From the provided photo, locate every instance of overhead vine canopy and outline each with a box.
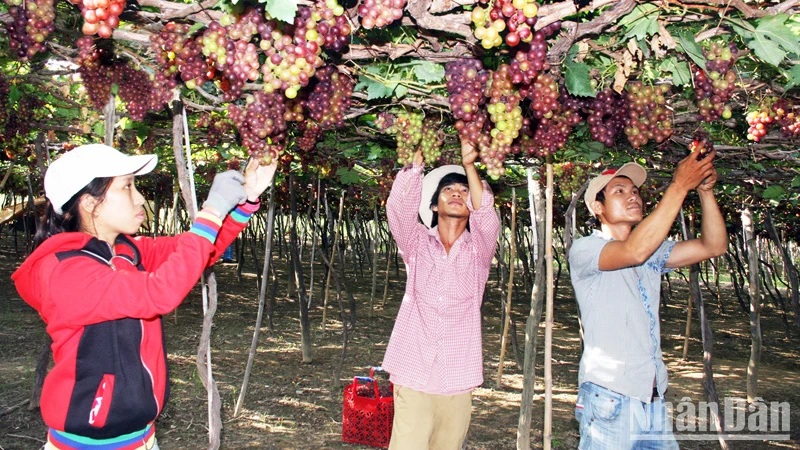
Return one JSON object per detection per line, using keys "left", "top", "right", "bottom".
{"left": 0, "top": 0, "right": 798, "bottom": 233}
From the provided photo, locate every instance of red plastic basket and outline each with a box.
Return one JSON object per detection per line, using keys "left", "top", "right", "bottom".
{"left": 342, "top": 368, "right": 394, "bottom": 448}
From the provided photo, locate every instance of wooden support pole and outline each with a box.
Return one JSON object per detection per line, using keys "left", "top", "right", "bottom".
{"left": 497, "top": 188, "right": 517, "bottom": 388}
{"left": 543, "top": 161, "right": 554, "bottom": 450}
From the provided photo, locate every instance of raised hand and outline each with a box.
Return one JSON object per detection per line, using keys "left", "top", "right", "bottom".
{"left": 696, "top": 150, "right": 718, "bottom": 192}
{"left": 202, "top": 170, "right": 247, "bottom": 218}
{"left": 460, "top": 138, "right": 479, "bottom": 167}
{"left": 413, "top": 149, "right": 423, "bottom": 166}
{"left": 243, "top": 157, "right": 278, "bottom": 202}
{"left": 673, "top": 148, "right": 716, "bottom": 193}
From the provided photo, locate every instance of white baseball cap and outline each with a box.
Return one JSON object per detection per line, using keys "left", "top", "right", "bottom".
{"left": 418, "top": 165, "right": 467, "bottom": 228}
{"left": 45, "top": 144, "right": 158, "bottom": 214}
{"left": 583, "top": 162, "right": 647, "bottom": 217}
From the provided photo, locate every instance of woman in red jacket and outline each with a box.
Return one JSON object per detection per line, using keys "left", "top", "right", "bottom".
{"left": 13, "top": 144, "right": 276, "bottom": 450}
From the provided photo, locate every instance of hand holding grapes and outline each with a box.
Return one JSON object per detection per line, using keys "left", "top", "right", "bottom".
{"left": 460, "top": 138, "right": 479, "bottom": 167}
{"left": 412, "top": 149, "right": 423, "bottom": 166}
{"left": 244, "top": 157, "right": 278, "bottom": 202}
{"left": 696, "top": 153, "right": 718, "bottom": 193}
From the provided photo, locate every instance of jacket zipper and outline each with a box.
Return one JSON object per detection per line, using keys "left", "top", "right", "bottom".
{"left": 139, "top": 320, "right": 160, "bottom": 413}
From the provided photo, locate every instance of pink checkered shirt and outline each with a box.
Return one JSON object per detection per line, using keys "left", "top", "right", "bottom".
{"left": 382, "top": 163, "right": 500, "bottom": 395}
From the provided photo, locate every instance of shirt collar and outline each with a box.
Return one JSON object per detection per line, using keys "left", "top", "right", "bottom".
{"left": 428, "top": 225, "right": 472, "bottom": 246}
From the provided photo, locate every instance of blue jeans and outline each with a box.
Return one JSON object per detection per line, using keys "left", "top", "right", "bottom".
{"left": 575, "top": 382, "right": 678, "bottom": 450}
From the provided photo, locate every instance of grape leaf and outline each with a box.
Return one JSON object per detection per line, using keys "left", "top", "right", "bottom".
{"left": 762, "top": 185, "right": 785, "bottom": 200}
{"left": 658, "top": 57, "right": 691, "bottom": 86}
{"left": 792, "top": 176, "right": 800, "bottom": 188}
{"left": 412, "top": 61, "right": 445, "bottom": 84}
{"left": 8, "top": 85, "right": 21, "bottom": 105}
{"left": 52, "top": 107, "right": 81, "bottom": 121}
{"left": 784, "top": 65, "right": 800, "bottom": 89}
{"left": 677, "top": 31, "right": 706, "bottom": 71}
{"left": 187, "top": 22, "right": 205, "bottom": 36}
{"left": 619, "top": 4, "right": 659, "bottom": 41}
{"left": 355, "top": 76, "right": 393, "bottom": 100}
{"left": 367, "top": 143, "right": 386, "bottom": 161}
{"left": 263, "top": 0, "right": 298, "bottom": 24}
{"left": 92, "top": 121, "right": 105, "bottom": 137}
{"left": 393, "top": 83, "right": 408, "bottom": 99}
{"left": 746, "top": 15, "right": 800, "bottom": 67}
{"left": 564, "top": 60, "right": 595, "bottom": 97}
{"left": 336, "top": 167, "right": 361, "bottom": 185}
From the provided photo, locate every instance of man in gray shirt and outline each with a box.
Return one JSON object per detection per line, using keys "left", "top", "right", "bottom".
{"left": 569, "top": 150, "right": 727, "bottom": 449}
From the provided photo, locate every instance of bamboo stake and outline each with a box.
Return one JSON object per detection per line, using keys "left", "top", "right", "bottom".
{"left": 322, "top": 191, "right": 345, "bottom": 332}
{"left": 496, "top": 188, "right": 517, "bottom": 388}
{"left": 682, "top": 211, "right": 694, "bottom": 361}
{"left": 381, "top": 240, "right": 392, "bottom": 306}
{"left": 543, "top": 161, "right": 554, "bottom": 450}
{"left": 369, "top": 206, "right": 379, "bottom": 315}
{"left": 307, "top": 178, "right": 321, "bottom": 307}
{"left": 516, "top": 168, "right": 546, "bottom": 450}
{"left": 234, "top": 181, "right": 276, "bottom": 416}
{"left": 743, "top": 207, "right": 761, "bottom": 403}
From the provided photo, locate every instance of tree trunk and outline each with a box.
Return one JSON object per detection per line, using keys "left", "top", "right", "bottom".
{"left": 290, "top": 174, "right": 313, "bottom": 363}
{"left": 322, "top": 191, "right": 345, "bottom": 332}
{"left": 681, "top": 210, "right": 694, "bottom": 361}
{"left": 764, "top": 210, "right": 800, "bottom": 331}
{"left": 103, "top": 94, "right": 115, "bottom": 145}
{"left": 497, "top": 188, "right": 517, "bottom": 388}
{"left": 308, "top": 178, "right": 322, "bottom": 308}
{"left": 543, "top": 162, "right": 555, "bottom": 450}
{"left": 742, "top": 208, "right": 761, "bottom": 403}
{"left": 517, "top": 169, "right": 546, "bottom": 450}
{"left": 370, "top": 207, "right": 379, "bottom": 316}
{"left": 234, "top": 181, "right": 276, "bottom": 416}
{"left": 678, "top": 209, "right": 729, "bottom": 450}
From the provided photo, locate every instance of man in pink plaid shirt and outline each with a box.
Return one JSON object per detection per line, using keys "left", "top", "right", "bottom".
{"left": 382, "top": 139, "right": 500, "bottom": 450}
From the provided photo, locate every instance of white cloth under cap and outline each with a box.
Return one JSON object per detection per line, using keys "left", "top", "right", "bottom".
{"left": 418, "top": 165, "right": 466, "bottom": 228}
{"left": 583, "top": 162, "right": 647, "bottom": 217}
{"left": 45, "top": 144, "right": 158, "bottom": 214}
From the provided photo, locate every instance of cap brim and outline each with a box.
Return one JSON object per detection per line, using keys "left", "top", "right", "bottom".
{"left": 419, "top": 165, "right": 466, "bottom": 228}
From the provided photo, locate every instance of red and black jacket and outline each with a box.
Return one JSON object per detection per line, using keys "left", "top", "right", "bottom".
{"left": 12, "top": 205, "right": 255, "bottom": 439}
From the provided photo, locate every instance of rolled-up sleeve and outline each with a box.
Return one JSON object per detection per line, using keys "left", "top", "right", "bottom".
{"left": 386, "top": 163, "right": 427, "bottom": 259}
{"left": 467, "top": 180, "right": 500, "bottom": 264}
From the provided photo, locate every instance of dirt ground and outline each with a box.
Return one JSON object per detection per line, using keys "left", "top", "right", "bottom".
{"left": 1, "top": 233, "right": 799, "bottom": 450}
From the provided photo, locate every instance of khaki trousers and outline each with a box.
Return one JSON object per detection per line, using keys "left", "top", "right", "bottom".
{"left": 388, "top": 385, "right": 472, "bottom": 450}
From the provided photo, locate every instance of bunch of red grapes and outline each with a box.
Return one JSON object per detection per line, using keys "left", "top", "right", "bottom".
{"left": 5, "top": 0, "right": 55, "bottom": 60}
{"left": 772, "top": 99, "right": 800, "bottom": 139}
{"left": 260, "top": 0, "right": 348, "bottom": 99}
{"left": 623, "top": 81, "right": 672, "bottom": 148}
{"left": 542, "top": 161, "right": 591, "bottom": 200}
{"left": 227, "top": 91, "right": 288, "bottom": 163}
{"left": 528, "top": 92, "right": 583, "bottom": 157}
{"left": 419, "top": 117, "right": 445, "bottom": 162}
{"left": 483, "top": 64, "right": 522, "bottom": 179}
{"left": 306, "top": 65, "right": 354, "bottom": 129}
{"left": 391, "top": 111, "right": 424, "bottom": 165}
{"left": 68, "top": 0, "right": 127, "bottom": 38}
{"left": 357, "top": 0, "right": 405, "bottom": 29}
{"left": 471, "top": 0, "right": 540, "bottom": 49}
{"left": 195, "top": 112, "right": 234, "bottom": 147}
{"left": 745, "top": 107, "right": 774, "bottom": 142}
{"left": 150, "top": 22, "right": 210, "bottom": 90}
{"left": 444, "top": 59, "right": 490, "bottom": 150}
{"left": 585, "top": 88, "right": 628, "bottom": 147}
{"left": 76, "top": 36, "right": 115, "bottom": 110}
{"left": 521, "top": 73, "right": 559, "bottom": 119}
{"left": 693, "top": 41, "right": 738, "bottom": 122}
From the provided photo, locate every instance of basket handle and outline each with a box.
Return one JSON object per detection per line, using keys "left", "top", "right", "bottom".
{"left": 352, "top": 376, "right": 380, "bottom": 399}
{"left": 369, "top": 366, "right": 388, "bottom": 379}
